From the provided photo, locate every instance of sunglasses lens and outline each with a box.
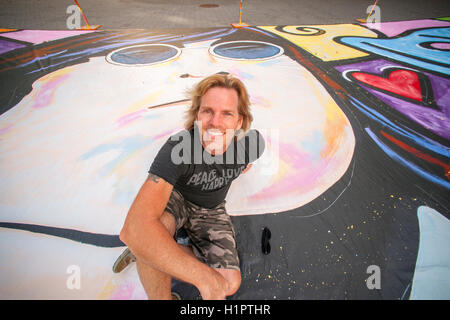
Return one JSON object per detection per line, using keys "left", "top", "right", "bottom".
{"left": 264, "top": 242, "right": 271, "bottom": 255}
{"left": 262, "top": 227, "right": 271, "bottom": 255}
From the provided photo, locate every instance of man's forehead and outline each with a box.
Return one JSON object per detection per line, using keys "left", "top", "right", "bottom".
{"left": 200, "top": 88, "right": 238, "bottom": 106}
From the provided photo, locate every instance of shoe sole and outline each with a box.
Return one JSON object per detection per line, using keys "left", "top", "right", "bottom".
{"left": 112, "top": 248, "right": 136, "bottom": 273}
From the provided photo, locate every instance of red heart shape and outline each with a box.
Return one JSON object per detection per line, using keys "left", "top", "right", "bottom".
{"left": 352, "top": 69, "right": 422, "bottom": 102}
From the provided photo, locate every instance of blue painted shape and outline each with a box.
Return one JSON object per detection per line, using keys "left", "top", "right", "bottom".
{"left": 340, "top": 27, "right": 450, "bottom": 75}
{"left": 410, "top": 206, "right": 450, "bottom": 299}
{"left": 80, "top": 135, "right": 150, "bottom": 177}
{"left": 213, "top": 41, "right": 281, "bottom": 60}
{"left": 110, "top": 45, "right": 178, "bottom": 65}
{"left": 301, "top": 130, "right": 325, "bottom": 160}
{"left": 365, "top": 127, "right": 450, "bottom": 189}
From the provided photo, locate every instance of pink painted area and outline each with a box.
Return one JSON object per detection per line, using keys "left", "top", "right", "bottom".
{"left": 153, "top": 128, "right": 183, "bottom": 140}
{"left": 250, "top": 95, "right": 271, "bottom": 108}
{"left": 109, "top": 281, "right": 147, "bottom": 300}
{"left": 1, "top": 30, "right": 96, "bottom": 44}
{"left": 31, "top": 74, "right": 69, "bottom": 109}
{"left": 116, "top": 110, "right": 147, "bottom": 127}
{"left": 249, "top": 142, "right": 327, "bottom": 200}
{"left": 110, "top": 282, "right": 134, "bottom": 300}
{"left": 0, "top": 125, "right": 13, "bottom": 136}
{"left": 362, "top": 19, "right": 450, "bottom": 37}
{"left": 431, "top": 42, "right": 450, "bottom": 50}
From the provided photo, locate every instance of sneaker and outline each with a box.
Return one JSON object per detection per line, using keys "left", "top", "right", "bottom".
{"left": 112, "top": 247, "right": 136, "bottom": 273}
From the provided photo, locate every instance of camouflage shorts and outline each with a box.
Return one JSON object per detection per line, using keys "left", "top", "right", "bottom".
{"left": 165, "top": 189, "right": 240, "bottom": 271}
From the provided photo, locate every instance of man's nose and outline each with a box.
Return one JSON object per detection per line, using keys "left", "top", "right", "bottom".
{"left": 210, "top": 112, "right": 221, "bottom": 127}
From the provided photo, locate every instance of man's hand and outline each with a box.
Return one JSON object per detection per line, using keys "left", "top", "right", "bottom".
{"left": 242, "top": 163, "right": 252, "bottom": 174}
{"left": 197, "top": 269, "right": 230, "bottom": 300}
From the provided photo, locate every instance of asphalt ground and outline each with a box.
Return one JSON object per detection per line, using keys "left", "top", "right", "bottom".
{"left": 1, "top": 0, "right": 449, "bottom": 30}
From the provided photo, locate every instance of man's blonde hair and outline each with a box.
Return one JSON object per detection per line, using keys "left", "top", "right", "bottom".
{"left": 184, "top": 73, "right": 253, "bottom": 134}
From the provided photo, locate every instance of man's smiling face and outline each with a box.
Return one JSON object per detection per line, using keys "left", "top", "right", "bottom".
{"left": 196, "top": 86, "right": 243, "bottom": 155}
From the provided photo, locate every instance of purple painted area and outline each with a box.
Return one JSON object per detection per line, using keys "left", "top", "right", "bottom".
{"left": 335, "top": 59, "right": 450, "bottom": 139}
{"left": 362, "top": 19, "right": 450, "bottom": 37}
{"left": 0, "top": 39, "right": 26, "bottom": 54}
{"left": 1, "top": 30, "right": 96, "bottom": 44}
{"left": 362, "top": 84, "right": 450, "bottom": 139}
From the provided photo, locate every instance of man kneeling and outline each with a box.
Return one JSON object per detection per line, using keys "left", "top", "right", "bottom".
{"left": 118, "top": 74, "right": 265, "bottom": 300}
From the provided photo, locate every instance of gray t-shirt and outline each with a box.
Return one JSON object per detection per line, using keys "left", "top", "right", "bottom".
{"left": 149, "top": 127, "right": 265, "bottom": 208}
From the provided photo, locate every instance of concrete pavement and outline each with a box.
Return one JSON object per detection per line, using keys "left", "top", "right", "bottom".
{"left": 0, "top": 0, "right": 449, "bottom": 30}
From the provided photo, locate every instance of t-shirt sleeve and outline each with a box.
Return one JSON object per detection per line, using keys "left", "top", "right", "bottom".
{"left": 236, "top": 129, "right": 266, "bottom": 164}
{"left": 148, "top": 138, "right": 188, "bottom": 186}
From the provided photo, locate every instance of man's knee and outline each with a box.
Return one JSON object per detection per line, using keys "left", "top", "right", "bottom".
{"left": 227, "top": 271, "right": 242, "bottom": 296}
{"left": 216, "top": 269, "right": 241, "bottom": 296}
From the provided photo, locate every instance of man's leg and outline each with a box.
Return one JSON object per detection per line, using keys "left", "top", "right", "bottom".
{"left": 184, "top": 201, "right": 242, "bottom": 298}
{"left": 214, "top": 268, "right": 241, "bottom": 296}
{"left": 136, "top": 245, "right": 197, "bottom": 300}
{"left": 136, "top": 258, "right": 172, "bottom": 300}
{"left": 135, "top": 210, "right": 177, "bottom": 300}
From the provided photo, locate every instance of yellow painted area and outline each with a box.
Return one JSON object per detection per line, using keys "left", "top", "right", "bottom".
{"left": 39, "top": 65, "right": 73, "bottom": 83}
{"left": 260, "top": 24, "right": 378, "bottom": 61}
{"left": 321, "top": 100, "right": 347, "bottom": 159}
{"left": 126, "top": 90, "right": 163, "bottom": 113}
{"left": 208, "top": 53, "right": 217, "bottom": 64}
{"left": 304, "top": 65, "right": 348, "bottom": 159}
{"left": 274, "top": 155, "right": 290, "bottom": 183}
{"left": 96, "top": 279, "right": 117, "bottom": 300}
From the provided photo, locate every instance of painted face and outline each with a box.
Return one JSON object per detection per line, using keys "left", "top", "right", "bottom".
{"left": 0, "top": 38, "right": 355, "bottom": 222}
{"left": 196, "top": 87, "right": 243, "bottom": 155}
{"left": 0, "top": 34, "right": 355, "bottom": 299}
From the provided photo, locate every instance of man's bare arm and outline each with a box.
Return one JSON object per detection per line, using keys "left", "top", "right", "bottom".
{"left": 119, "top": 174, "right": 228, "bottom": 298}
{"left": 242, "top": 163, "right": 252, "bottom": 174}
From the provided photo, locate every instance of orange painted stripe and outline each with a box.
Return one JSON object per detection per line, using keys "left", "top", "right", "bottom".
{"left": 380, "top": 130, "right": 450, "bottom": 179}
